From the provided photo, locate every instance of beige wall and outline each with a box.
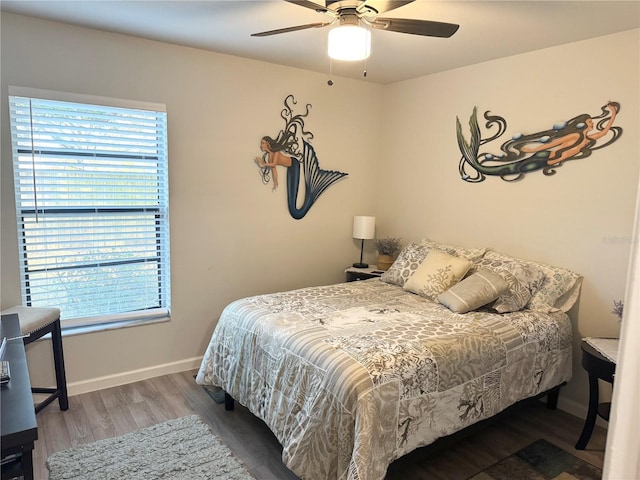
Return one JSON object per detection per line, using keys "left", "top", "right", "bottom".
{"left": 0, "top": 13, "right": 383, "bottom": 391}
{"left": 1, "top": 13, "right": 638, "bottom": 416}
{"left": 377, "top": 29, "right": 640, "bottom": 414}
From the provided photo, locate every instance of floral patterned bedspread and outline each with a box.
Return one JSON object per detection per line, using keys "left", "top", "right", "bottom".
{"left": 196, "top": 279, "right": 572, "bottom": 480}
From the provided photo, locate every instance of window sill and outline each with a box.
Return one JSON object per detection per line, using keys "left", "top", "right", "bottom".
{"left": 61, "top": 314, "right": 170, "bottom": 338}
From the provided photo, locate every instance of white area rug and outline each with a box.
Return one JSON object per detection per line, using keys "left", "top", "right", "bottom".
{"left": 47, "top": 415, "right": 256, "bottom": 480}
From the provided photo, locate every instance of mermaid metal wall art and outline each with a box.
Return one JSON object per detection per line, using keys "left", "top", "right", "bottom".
{"left": 456, "top": 102, "right": 622, "bottom": 182}
{"left": 254, "top": 95, "right": 348, "bottom": 219}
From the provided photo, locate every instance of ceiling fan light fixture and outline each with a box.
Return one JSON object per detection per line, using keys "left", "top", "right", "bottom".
{"left": 328, "top": 25, "right": 371, "bottom": 61}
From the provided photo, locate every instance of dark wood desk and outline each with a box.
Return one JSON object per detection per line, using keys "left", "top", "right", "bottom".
{"left": 1, "top": 313, "right": 37, "bottom": 480}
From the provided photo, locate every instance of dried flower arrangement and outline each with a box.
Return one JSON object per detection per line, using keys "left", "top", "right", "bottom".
{"left": 612, "top": 299, "right": 624, "bottom": 321}
{"left": 374, "top": 237, "right": 402, "bottom": 256}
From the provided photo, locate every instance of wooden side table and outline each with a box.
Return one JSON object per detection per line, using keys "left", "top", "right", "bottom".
{"left": 345, "top": 266, "right": 384, "bottom": 282}
{"left": 575, "top": 338, "right": 617, "bottom": 450}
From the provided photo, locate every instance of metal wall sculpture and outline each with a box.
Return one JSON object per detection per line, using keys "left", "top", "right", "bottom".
{"left": 456, "top": 102, "right": 622, "bottom": 182}
{"left": 255, "top": 95, "right": 348, "bottom": 219}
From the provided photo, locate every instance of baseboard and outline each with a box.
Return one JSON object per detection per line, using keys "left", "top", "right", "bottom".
{"left": 67, "top": 358, "right": 605, "bottom": 428}
{"left": 557, "top": 395, "right": 608, "bottom": 428}
{"left": 67, "top": 356, "right": 203, "bottom": 396}
{"left": 557, "top": 395, "right": 584, "bottom": 418}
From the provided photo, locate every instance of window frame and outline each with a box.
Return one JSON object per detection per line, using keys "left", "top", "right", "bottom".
{"left": 8, "top": 86, "right": 171, "bottom": 330}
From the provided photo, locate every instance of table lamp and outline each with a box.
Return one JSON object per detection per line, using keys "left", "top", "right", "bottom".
{"left": 352, "top": 215, "right": 375, "bottom": 268}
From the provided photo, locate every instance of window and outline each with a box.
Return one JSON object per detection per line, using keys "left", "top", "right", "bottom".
{"left": 8, "top": 87, "right": 170, "bottom": 329}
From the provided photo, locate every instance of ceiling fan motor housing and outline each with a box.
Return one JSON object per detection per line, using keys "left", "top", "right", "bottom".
{"left": 337, "top": 11, "right": 360, "bottom": 26}
{"left": 326, "top": 1, "right": 368, "bottom": 11}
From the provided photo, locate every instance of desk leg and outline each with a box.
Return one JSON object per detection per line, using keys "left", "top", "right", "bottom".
{"left": 22, "top": 449, "right": 34, "bottom": 480}
{"left": 576, "top": 371, "right": 599, "bottom": 449}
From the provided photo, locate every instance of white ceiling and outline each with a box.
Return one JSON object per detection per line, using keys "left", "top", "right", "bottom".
{"left": 2, "top": 0, "right": 639, "bottom": 84}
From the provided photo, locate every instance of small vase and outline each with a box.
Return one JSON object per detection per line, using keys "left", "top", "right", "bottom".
{"left": 377, "top": 254, "right": 394, "bottom": 271}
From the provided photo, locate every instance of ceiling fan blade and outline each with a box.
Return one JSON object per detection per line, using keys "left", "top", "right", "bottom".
{"left": 285, "top": 0, "right": 332, "bottom": 14}
{"left": 370, "top": 17, "right": 459, "bottom": 37}
{"left": 358, "top": 0, "right": 414, "bottom": 15}
{"left": 251, "top": 22, "right": 333, "bottom": 37}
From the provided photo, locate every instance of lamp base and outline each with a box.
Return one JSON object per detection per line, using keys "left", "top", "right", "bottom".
{"left": 352, "top": 262, "right": 369, "bottom": 269}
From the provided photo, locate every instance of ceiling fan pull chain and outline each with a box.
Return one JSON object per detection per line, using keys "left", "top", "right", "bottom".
{"left": 328, "top": 57, "right": 334, "bottom": 86}
{"left": 363, "top": 25, "right": 368, "bottom": 78}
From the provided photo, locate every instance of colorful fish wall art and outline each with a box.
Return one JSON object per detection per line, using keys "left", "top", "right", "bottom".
{"left": 254, "top": 95, "right": 348, "bottom": 219}
{"left": 456, "top": 102, "right": 622, "bottom": 182}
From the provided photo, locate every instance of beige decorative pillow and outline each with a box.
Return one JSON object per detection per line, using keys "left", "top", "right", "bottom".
{"left": 438, "top": 269, "right": 508, "bottom": 313}
{"left": 404, "top": 250, "right": 473, "bottom": 300}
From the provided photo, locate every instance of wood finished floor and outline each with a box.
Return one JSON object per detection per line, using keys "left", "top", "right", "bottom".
{"left": 32, "top": 370, "right": 606, "bottom": 480}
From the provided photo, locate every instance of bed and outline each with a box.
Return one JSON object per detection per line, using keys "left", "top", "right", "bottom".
{"left": 196, "top": 239, "right": 582, "bottom": 480}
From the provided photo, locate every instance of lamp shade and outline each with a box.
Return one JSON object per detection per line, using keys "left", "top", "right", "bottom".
{"left": 353, "top": 216, "right": 375, "bottom": 240}
{"left": 328, "top": 25, "right": 371, "bottom": 61}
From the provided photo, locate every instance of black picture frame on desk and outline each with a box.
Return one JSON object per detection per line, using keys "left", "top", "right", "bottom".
{"left": 1, "top": 314, "right": 38, "bottom": 480}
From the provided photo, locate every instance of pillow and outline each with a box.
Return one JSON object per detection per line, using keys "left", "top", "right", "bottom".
{"left": 404, "top": 250, "right": 473, "bottom": 300}
{"left": 437, "top": 269, "right": 508, "bottom": 313}
{"left": 483, "top": 250, "right": 583, "bottom": 312}
{"left": 473, "top": 255, "right": 546, "bottom": 299}
{"left": 381, "top": 239, "right": 486, "bottom": 288}
{"left": 491, "top": 270, "right": 532, "bottom": 313}
{"left": 380, "top": 242, "right": 430, "bottom": 287}
{"left": 421, "top": 238, "right": 487, "bottom": 262}
{"left": 421, "top": 238, "right": 486, "bottom": 259}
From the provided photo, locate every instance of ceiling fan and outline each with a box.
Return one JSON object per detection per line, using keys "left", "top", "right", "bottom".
{"left": 251, "top": 0, "right": 460, "bottom": 40}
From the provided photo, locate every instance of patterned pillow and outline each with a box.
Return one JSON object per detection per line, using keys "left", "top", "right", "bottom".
{"left": 380, "top": 242, "right": 430, "bottom": 287}
{"left": 483, "top": 250, "right": 583, "bottom": 312}
{"left": 473, "top": 255, "right": 546, "bottom": 299}
{"left": 437, "top": 269, "right": 508, "bottom": 313}
{"left": 421, "top": 238, "right": 487, "bottom": 262}
{"left": 492, "top": 270, "right": 532, "bottom": 313}
{"left": 381, "top": 240, "right": 486, "bottom": 288}
{"left": 404, "top": 250, "right": 473, "bottom": 300}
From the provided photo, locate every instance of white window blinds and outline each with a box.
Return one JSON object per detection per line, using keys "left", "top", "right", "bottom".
{"left": 8, "top": 87, "right": 171, "bottom": 328}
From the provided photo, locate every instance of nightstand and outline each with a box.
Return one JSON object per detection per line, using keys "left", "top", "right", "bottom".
{"left": 345, "top": 266, "right": 384, "bottom": 282}
{"left": 575, "top": 338, "right": 617, "bottom": 450}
